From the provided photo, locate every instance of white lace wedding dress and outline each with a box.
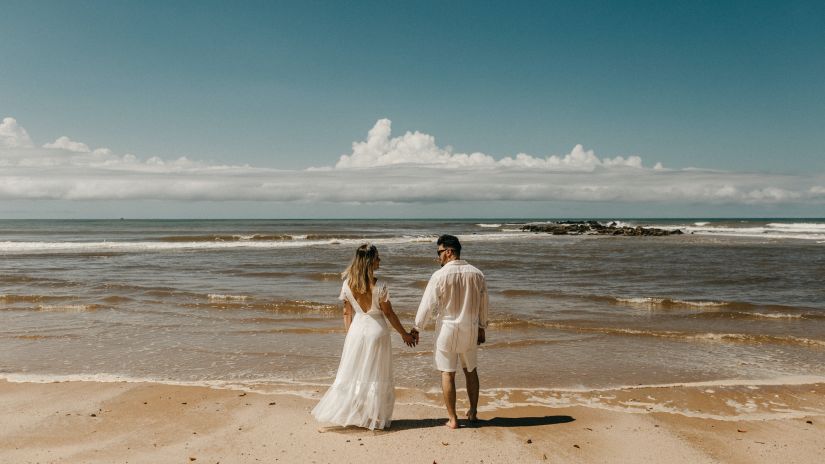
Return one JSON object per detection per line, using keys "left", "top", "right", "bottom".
{"left": 311, "top": 279, "right": 395, "bottom": 430}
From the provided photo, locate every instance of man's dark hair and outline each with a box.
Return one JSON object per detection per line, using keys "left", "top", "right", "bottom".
{"left": 437, "top": 234, "right": 462, "bottom": 257}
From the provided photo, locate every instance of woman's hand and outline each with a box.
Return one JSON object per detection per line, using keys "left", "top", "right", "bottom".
{"left": 401, "top": 331, "right": 416, "bottom": 347}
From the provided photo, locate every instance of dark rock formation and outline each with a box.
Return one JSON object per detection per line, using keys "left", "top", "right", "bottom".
{"left": 521, "top": 221, "right": 684, "bottom": 236}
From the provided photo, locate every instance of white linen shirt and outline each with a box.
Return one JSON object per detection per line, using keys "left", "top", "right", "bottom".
{"left": 414, "top": 260, "right": 488, "bottom": 353}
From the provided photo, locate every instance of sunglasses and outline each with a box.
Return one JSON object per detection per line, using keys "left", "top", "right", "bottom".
{"left": 436, "top": 248, "right": 448, "bottom": 256}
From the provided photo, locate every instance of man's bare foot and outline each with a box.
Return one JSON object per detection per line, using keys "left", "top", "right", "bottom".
{"left": 445, "top": 418, "right": 459, "bottom": 429}
{"left": 466, "top": 409, "right": 479, "bottom": 422}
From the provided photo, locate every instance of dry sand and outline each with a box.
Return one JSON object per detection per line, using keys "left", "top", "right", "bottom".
{"left": 1, "top": 380, "right": 823, "bottom": 463}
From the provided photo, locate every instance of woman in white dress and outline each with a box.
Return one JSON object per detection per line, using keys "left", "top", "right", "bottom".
{"left": 312, "top": 244, "right": 416, "bottom": 430}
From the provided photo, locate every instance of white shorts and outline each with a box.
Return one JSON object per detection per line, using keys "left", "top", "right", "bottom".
{"left": 435, "top": 347, "right": 478, "bottom": 373}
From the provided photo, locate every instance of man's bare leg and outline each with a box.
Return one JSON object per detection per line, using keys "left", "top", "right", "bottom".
{"left": 463, "top": 367, "right": 479, "bottom": 422}
{"left": 441, "top": 371, "right": 459, "bottom": 428}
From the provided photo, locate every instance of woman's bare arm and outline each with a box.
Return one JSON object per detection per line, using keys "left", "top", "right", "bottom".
{"left": 343, "top": 300, "right": 353, "bottom": 332}
{"left": 379, "top": 300, "right": 415, "bottom": 347}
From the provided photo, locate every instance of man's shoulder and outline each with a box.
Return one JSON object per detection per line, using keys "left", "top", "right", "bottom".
{"left": 457, "top": 261, "right": 484, "bottom": 275}
{"left": 426, "top": 267, "right": 447, "bottom": 285}
{"left": 443, "top": 261, "right": 485, "bottom": 279}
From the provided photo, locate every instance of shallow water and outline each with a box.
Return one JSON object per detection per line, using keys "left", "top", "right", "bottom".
{"left": 1, "top": 219, "right": 824, "bottom": 409}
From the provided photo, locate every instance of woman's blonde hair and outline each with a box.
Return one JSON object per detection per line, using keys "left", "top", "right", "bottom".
{"left": 342, "top": 244, "right": 379, "bottom": 295}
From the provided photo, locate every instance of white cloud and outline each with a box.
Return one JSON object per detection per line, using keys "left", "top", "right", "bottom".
{"left": 0, "top": 117, "right": 34, "bottom": 148}
{"left": 43, "top": 136, "right": 91, "bottom": 153}
{"left": 1, "top": 116, "right": 823, "bottom": 207}
{"left": 336, "top": 119, "right": 648, "bottom": 171}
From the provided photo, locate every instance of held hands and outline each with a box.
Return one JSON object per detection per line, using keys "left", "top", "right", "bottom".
{"left": 477, "top": 328, "right": 486, "bottom": 345}
{"left": 402, "top": 331, "right": 417, "bottom": 348}
{"left": 410, "top": 328, "right": 420, "bottom": 345}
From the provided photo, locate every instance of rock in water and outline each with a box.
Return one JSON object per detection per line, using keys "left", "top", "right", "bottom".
{"left": 521, "top": 221, "right": 683, "bottom": 237}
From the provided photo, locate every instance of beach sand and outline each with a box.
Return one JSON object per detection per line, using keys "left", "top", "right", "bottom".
{"left": 1, "top": 380, "right": 823, "bottom": 463}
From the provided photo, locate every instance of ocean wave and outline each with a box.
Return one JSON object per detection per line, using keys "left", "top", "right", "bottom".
{"left": 0, "top": 373, "right": 325, "bottom": 392}
{"left": 538, "top": 323, "right": 825, "bottom": 347}
{"left": 0, "top": 234, "right": 438, "bottom": 253}
{"left": 501, "top": 220, "right": 825, "bottom": 243}
{"left": 0, "top": 231, "right": 551, "bottom": 254}
{"left": 499, "top": 289, "right": 821, "bottom": 317}
{"left": 615, "top": 297, "right": 728, "bottom": 309}
{"left": 691, "top": 311, "right": 822, "bottom": 321}
{"left": 604, "top": 220, "right": 635, "bottom": 228}
{"left": 37, "top": 304, "right": 99, "bottom": 312}
{"left": 157, "top": 234, "right": 293, "bottom": 242}
{"left": 484, "top": 315, "right": 825, "bottom": 347}
{"left": 480, "top": 338, "right": 566, "bottom": 349}
{"left": 230, "top": 327, "right": 343, "bottom": 335}
{"left": 746, "top": 312, "right": 806, "bottom": 319}
{"left": 766, "top": 222, "right": 825, "bottom": 232}
{"left": 612, "top": 296, "right": 823, "bottom": 318}
{"left": 207, "top": 294, "right": 250, "bottom": 302}
{"left": 682, "top": 224, "right": 825, "bottom": 240}
{"left": 474, "top": 380, "right": 825, "bottom": 420}
{"left": 304, "top": 233, "right": 387, "bottom": 240}
{"left": 305, "top": 272, "right": 343, "bottom": 282}
{"left": 632, "top": 220, "right": 825, "bottom": 240}
{"left": 686, "top": 332, "right": 825, "bottom": 346}
{"left": 476, "top": 223, "right": 502, "bottom": 228}
{"left": 0, "top": 238, "right": 351, "bottom": 252}
{"left": 184, "top": 299, "right": 339, "bottom": 314}
{"left": 561, "top": 375, "right": 825, "bottom": 391}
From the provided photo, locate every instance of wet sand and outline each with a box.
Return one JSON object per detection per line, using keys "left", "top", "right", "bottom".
{"left": 1, "top": 380, "right": 822, "bottom": 463}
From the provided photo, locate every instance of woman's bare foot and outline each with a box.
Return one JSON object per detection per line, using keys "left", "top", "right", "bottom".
{"left": 445, "top": 418, "right": 459, "bottom": 429}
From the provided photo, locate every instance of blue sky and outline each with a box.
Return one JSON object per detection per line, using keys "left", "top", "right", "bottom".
{"left": 1, "top": 1, "right": 824, "bottom": 218}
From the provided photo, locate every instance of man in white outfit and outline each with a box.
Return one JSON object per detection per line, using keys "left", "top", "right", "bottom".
{"left": 412, "top": 234, "right": 488, "bottom": 429}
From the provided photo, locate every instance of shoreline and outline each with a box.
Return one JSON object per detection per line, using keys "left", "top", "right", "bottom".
{"left": 2, "top": 380, "right": 823, "bottom": 463}
{"left": 4, "top": 373, "right": 825, "bottom": 420}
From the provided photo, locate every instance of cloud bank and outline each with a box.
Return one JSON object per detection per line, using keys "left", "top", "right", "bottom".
{"left": 336, "top": 118, "right": 644, "bottom": 170}
{"left": 1, "top": 117, "right": 823, "bottom": 207}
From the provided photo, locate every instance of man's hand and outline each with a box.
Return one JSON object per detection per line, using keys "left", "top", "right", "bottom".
{"left": 401, "top": 332, "right": 416, "bottom": 347}
{"left": 410, "top": 328, "right": 420, "bottom": 345}
{"left": 477, "top": 328, "right": 486, "bottom": 345}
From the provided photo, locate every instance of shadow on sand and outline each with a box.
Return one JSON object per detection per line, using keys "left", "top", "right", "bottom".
{"left": 476, "top": 415, "right": 576, "bottom": 428}
{"left": 320, "top": 415, "right": 575, "bottom": 435}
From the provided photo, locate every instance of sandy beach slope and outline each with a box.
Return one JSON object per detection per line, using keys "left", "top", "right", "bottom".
{"left": 1, "top": 380, "right": 822, "bottom": 463}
